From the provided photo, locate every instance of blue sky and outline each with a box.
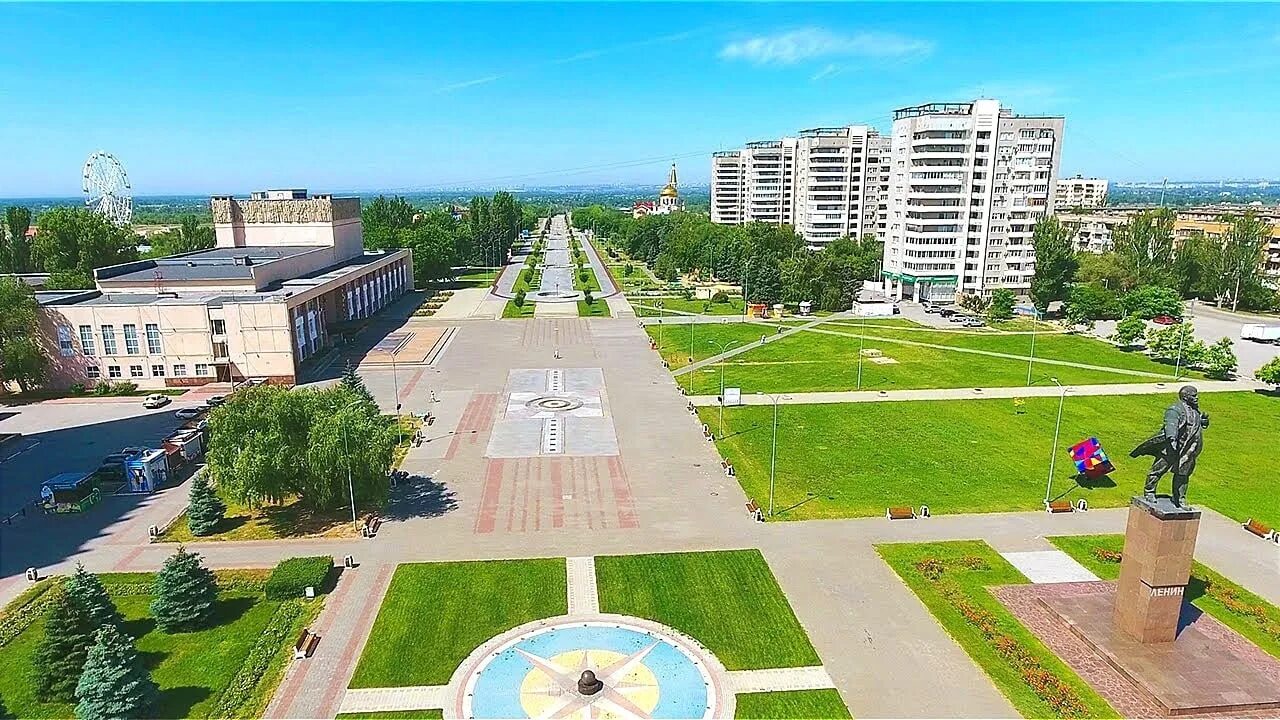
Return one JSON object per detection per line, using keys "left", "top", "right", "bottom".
{"left": 3, "top": 2, "right": 1278, "bottom": 196}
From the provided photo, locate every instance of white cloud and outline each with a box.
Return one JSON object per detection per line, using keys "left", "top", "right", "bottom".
{"left": 433, "top": 75, "right": 503, "bottom": 94}
{"left": 810, "top": 64, "right": 842, "bottom": 82}
{"left": 720, "top": 27, "right": 932, "bottom": 66}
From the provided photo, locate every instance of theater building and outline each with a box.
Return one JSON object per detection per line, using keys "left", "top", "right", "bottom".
{"left": 35, "top": 190, "right": 413, "bottom": 389}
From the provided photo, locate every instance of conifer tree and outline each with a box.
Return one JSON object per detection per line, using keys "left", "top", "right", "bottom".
{"left": 32, "top": 589, "right": 94, "bottom": 702}
{"left": 64, "top": 564, "right": 122, "bottom": 630}
{"left": 74, "top": 624, "right": 158, "bottom": 720}
{"left": 186, "top": 473, "right": 226, "bottom": 537}
{"left": 340, "top": 362, "right": 375, "bottom": 406}
{"left": 150, "top": 546, "right": 217, "bottom": 632}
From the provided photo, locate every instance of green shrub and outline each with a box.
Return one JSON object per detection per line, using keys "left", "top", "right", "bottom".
{"left": 514, "top": 289, "right": 527, "bottom": 307}
{"left": 265, "top": 557, "right": 333, "bottom": 600}
{"left": 212, "top": 600, "right": 304, "bottom": 716}
{"left": 710, "top": 291, "right": 729, "bottom": 303}
{"left": 70, "top": 383, "right": 87, "bottom": 395}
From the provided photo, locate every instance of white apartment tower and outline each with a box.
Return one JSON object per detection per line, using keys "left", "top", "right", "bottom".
{"left": 1054, "top": 175, "right": 1109, "bottom": 209}
{"left": 792, "top": 126, "right": 886, "bottom": 245}
{"left": 881, "top": 100, "right": 1064, "bottom": 301}
{"left": 743, "top": 139, "right": 797, "bottom": 225}
{"left": 710, "top": 151, "right": 745, "bottom": 224}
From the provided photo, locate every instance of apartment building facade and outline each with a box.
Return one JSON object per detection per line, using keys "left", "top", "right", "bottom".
{"left": 710, "top": 151, "right": 745, "bottom": 224}
{"left": 880, "top": 100, "right": 1064, "bottom": 301}
{"left": 791, "top": 126, "right": 887, "bottom": 245}
{"left": 1055, "top": 175, "right": 1109, "bottom": 209}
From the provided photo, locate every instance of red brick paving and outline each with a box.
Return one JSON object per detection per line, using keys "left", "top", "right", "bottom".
{"left": 995, "top": 581, "right": 1280, "bottom": 718}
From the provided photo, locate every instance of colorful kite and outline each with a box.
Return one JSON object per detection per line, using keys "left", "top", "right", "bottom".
{"left": 1069, "top": 437, "right": 1115, "bottom": 479}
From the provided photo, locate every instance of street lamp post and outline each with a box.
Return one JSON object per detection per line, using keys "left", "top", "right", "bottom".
{"left": 1043, "top": 378, "right": 1067, "bottom": 505}
{"left": 1173, "top": 323, "right": 1187, "bottom": 380}
{"left": 1026, "top": 307, "right": 1040, "bottom": 386}
{"left": 340, "top": 399, "right": 364, "bottom": 531}
{"left": 389, "top": 351, "right": 403, "bottom": 446}
{"left": 708, "top": 339, "right": 739, "bottom": 438}
{"left": 757, "top": 392, "right": 788, "bottom": 517}
{"left": 857, "top": 306, "right": 866, "bottom": 389}
{"left": 688, "top": 320, "right": 696, "bottom": 394}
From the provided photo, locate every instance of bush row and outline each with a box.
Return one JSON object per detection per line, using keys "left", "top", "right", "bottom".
{"left": 1201, "top": 577, "right": 1280, "bottom": 642}
{"left": 213, "top": 599, "right": 304, "bottom": 717}
{"left": 265, "top": 556, "right": 333, "bottom": 600}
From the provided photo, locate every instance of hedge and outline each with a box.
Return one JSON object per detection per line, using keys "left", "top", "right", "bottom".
{"left": 213, "top": 599, "right": 304, "bottom": 717}
{"left": 0, "top": 578, "right": 62, "bottom": 648}
{"left": 265, "top": 557, "right": 333, "bottom": 600}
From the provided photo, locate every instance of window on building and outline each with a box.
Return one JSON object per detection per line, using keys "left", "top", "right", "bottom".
{"left": 108, "top": 365, "right": 121, "bottom": 378}
{"left": 151, "top": 365, "right": 165, "bottom": 377}
{"left": 211, "top": 319, "right": 226, "bottom": 335}
{"left": 58, "top": 326, "right": 74, "bottom": 357}
{"left": 212, "top": 341, "right": 228, "bottom": 359}
{"left": 146, "top": 324, "right": 162, "bottom": 354}
{"left": 79, "top": 325, "right": 96, "bottom": 356}
{"left": 173, "top": 364, "right": 187, "bottom": 377}
{"left": 130, "top": 365, "right": 144, "bottom": 378}
{"left": 86, "top": 365, "right": 101, "bottom": 379}
{"left": 123, "top": 324, "right": 139, "bottom": 354}
{"left": 195, "top": 363, "right": 210, "bottom": 376}
{"left": 101, "top": 325, "right": 117, "bottom": 355}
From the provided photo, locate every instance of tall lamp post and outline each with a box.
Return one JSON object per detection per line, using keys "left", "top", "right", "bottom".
{"left": 708, "top": 339, "right": 739, "bottom": 438}
{"left": 389, "top": 350, "right": 403, "bottom": 446}
{"left": 1043, "top": 377, "right": 1067, "bottom": 505}
{"left": 340, "top": 399, "right": 364, "bottom": 531}
{"left": 688, "top": 320, "right": 696, "bottom": 394}
{"left": 757, "top": 392, "right": 789, "bottom": 517}
{"left": 1026, "top": 307, "right": 1041, "bottom": 386}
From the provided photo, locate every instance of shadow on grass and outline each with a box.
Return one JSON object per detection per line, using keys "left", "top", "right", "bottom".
{"left": 210, "top": 514, "right": 249, "bottom": 535}
{"left": 773, "top": 491, "right": 839, "bottom": 517}
{"left": 384, "top": 475, "right": 458, "bottom": 521}
{"left": 155, "top": 685, "right": 211, "bottom": 719}
{"left": 260, "top": 503, "right": 354, "bottom": 538}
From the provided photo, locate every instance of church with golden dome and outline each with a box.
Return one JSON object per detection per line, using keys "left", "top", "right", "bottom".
{"left": 632, "top": 163, "right": 685, "bottom": 218}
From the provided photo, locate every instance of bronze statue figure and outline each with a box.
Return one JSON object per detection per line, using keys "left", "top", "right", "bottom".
{"left": 1130, "top": 385, "right": 1209, "bottom": 508}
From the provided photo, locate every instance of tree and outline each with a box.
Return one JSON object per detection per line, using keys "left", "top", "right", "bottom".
{"left": 1029, "top": 217, "right": 1079, "bottom": 312}
{"left": 186, "top": 474, "right": 226, "bottom": 537}
{"left": 1065, "top": 282, "right": 1122, "bottom": 326}
{"left": 1218, "top": 211, "right": 1272, "bottom": 311}
{"left": 986, "top": 288, "right": 1015, "bottom": 321}
{"left": 304, "top": 397, "right": 397, "bottom": 509}
{"left": 74, "top": 624, "right": 158, "bottom": 720}
{"left": 3, "top": 206, "right": 32, "bottom": 273}
{"left": 30, "top": 207, "right": 138, "bottom": 277}
{"left": 150, "top": 546, "right": 218, "bottom": 632}
{"left": 42, "top": 270, "right": 96, "bottom": 290}
{"left": 340, "top": 362, "right": 376, "bottom": 407}
{"left": 1256, "top": 356, "right": 1280, "bottom": 388}
{"left": 1145, "top": 323, "right": 1206, "bottom": 367}
{"left": 145, "top": 215, "right": 215, "bottom": 258}
{"left": 1112, "top": 314, "right": 1147, "bottom": 347}
{"left": 0, "top": 277, "right": 47, "bottom": 391}
{"left": 33, "top": 589, "right": 95, "bottom": 702}
{"left": 514, "top": 288, "right": 526, "bottom": 307}
{"left": 1202, "top": 337, "right": 1237, "bottom": 380}
{"left": 1121, "top": 285, "right": 1184, "bottom": 319}
{"left": 362, "top": 196, "right": 416, "bottom": 251}
{"left": 65, "top": 564, "right": 122, "bottom": 630}
{"left": 1076, "top": 251, "right": 1127, "bottom": 291}
{"left": 1112, "top": 209, "right": 1176, "bottom": 288}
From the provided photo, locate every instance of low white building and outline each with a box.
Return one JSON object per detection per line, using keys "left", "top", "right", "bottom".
{"left": 35, "top": 190, "right": 413, "bottom": 389}
{"left": 1055, "top": 175, "right": 1109, "bottom": 209}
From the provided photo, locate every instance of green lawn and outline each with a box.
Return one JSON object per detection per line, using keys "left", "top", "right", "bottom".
{"left": 877, "top": 541, "right": 1116, "bottom": 719}
{"left": 703, "top": 391, "right": 1280, "bottom": 524}
{"left": 337, "top": 712, "right": 443, "bottom": 720}
{"left": 348, "top": 559, "right": 567, "bottom": 688}
{"left": 577, "top": 299, "right": 611, "bottom": 317}
{"left": 634, "top": 296, "right": 747, "bottom": 317}
{"left": 734, "top": 690, "right": 851, "bottom": 719}
{"left": 649, "top": 320, "right": 1187, "bottom": 395}
{"left": 1048, "top": 534, "right": 1280, "bottom": 659}
{"left": 450, "top": 268, "right": 497, "bottom": 288}
{"left": 0, "top": 572, "right": 309, "bottom": 719}
{"left": 595, "top": 550, "right": 819, "bottom": 670}
{"left": 502, "top": 299, "right": 536, "bottom": 318}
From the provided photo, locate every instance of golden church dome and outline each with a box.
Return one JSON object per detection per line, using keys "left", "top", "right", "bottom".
{"left": 659, "top": 183, "right": 679, "bottom": 197}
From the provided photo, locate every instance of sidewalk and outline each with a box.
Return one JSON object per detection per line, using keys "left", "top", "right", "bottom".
{"left": 687, "top": 378, "right": 1259, "bottom": 406}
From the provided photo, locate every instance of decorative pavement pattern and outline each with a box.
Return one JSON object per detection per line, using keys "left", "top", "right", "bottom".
{"left": 336, "top": 556, "right": 834, "bottom": 719}
{"left": 999, "top": 550, "right": 1101, "bottom": 583}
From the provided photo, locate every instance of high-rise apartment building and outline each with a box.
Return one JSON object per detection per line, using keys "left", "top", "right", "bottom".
{"left": 1055, "top": 175, "right": 1109, "bottom": 209}
{"left": 710, "top": 151, "right": 745, "bottom": 224}
{"left": 880, "top": 100, "right": 1064, "bottom": 301}
{"left": 743, "top": 139, "right": 797, "bottom": 226}
{"left": 792, "top": 126, "right": 886, "bottom": 245}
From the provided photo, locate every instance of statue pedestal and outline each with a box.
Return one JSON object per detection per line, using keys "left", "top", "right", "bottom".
{"left": 1114, "top": 496, "right": 1200, "bottom": 643}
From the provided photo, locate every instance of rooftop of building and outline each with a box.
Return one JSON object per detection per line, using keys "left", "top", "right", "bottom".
{"left": 892, "top": 101, "right": 1063, "bottom": 121}
{"left": 95, "top": 245, "right": 320, "bottom": 284}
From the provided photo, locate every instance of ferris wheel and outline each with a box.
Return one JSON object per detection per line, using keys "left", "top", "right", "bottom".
{"left": 82, "top": 151, "right": 133, "bottom": 226}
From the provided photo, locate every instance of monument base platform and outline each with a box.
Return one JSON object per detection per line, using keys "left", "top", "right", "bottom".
{"left": 995, "top": 582, "right": 1280, "bottom": 718}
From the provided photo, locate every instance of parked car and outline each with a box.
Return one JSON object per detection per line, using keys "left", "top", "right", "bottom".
{"left": 963, "top": 318, "right": 986, "bottom": 328}
{"left": 204, "top": 395, "right": 227, "bottom": 407}
{"left": 174, "top": 407, "right": 205, "bottom": 420}
{"left": 923, "top": 304, "right": 940, "bottom": 314}
{"left": 1240, "top": 324, "right": 1280, "bottom": 343}
{"left": 1152, "top": 315, "right": 1180, "bottom": 325}
{"left": 143, "top": 394, "right": 171, "bottom": 409}
{"left": 939, "top": 307, "right": 956, "bottom": 318}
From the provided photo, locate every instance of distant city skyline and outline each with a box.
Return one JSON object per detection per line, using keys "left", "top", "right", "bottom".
{"left": 2, "top": 2, "right": 1278, "bottom": 196}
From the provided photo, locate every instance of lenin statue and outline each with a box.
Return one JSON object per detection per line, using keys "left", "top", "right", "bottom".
{"left": 1130, "top": 385, "right": 1209, "bottom": 508}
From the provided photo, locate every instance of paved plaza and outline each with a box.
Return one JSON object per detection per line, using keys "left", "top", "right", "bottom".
{"left": 3, "top": 217, "right": 1279, "bottom": 720}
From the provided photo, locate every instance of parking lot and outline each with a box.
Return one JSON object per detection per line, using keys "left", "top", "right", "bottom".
{"left": 0, "top": 397, "right": 209, "bottom": 518}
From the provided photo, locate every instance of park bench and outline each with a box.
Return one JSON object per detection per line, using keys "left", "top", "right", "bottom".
{"left": 887, "top": 506, "right": 915, "bottom": 520}
{"left": 361, "top": 515, "right": 382, "bottom": 538}
{"left": 1046, "top": 500, "right": 1074, "bottom": 514}
{"left": 745, "top": 501, "right": 764, "bottom": 522}
{"left": 1243, "top": 518, "right": 1277, "bottom": 542}
{"left": 294, "top": 629, "right": 319, "bottom": 659}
